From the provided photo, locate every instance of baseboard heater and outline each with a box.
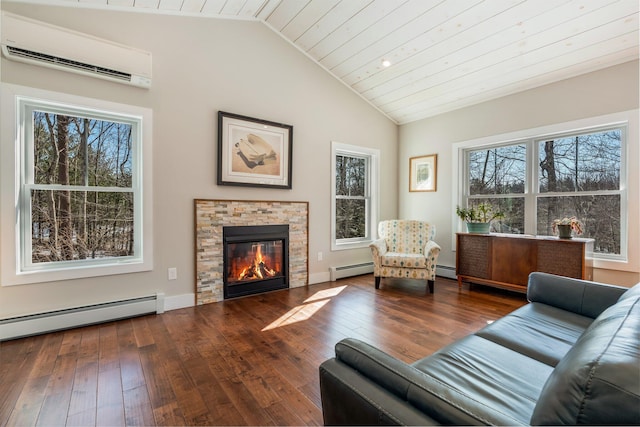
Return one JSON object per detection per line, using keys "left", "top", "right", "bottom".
{"left": 436, "top": 265, "right": 457, "bottom": 280}
{"left": 330, "top": 262, "right": 374, "bottom": 281}
{"left": 0, "top": 293, "right": 164, "bottom": 341}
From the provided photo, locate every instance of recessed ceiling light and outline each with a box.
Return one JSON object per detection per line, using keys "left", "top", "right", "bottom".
{"left": 381, "top": 59, "right": 391, "bottom": 67}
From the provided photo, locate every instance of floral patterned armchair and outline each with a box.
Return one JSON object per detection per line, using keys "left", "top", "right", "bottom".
{"left": 369, "top": 220, "right": 441, "bottom": 293}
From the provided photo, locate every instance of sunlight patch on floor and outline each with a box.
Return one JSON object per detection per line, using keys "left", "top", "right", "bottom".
{"left": 303, "top": 285, "right": 347, "bottom": 303}
{"left": 262, "top": 285, "right": 347, "bottom": 331}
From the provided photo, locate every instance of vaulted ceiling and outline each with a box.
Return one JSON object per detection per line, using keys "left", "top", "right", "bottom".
{"left": 6, "top": 0, "right": 639, "bottom": 124}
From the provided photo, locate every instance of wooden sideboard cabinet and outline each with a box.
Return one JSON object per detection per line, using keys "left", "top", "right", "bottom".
{"left": 456, "top": 233, "right": 594, "bottom": 293}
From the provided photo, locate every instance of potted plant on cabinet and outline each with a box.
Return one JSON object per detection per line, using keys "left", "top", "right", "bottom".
{"left": 552, "top": 216, "right": 583, "bottom": 239}
{"left": 456, "top": 203, "right": 505, "bottom": 234}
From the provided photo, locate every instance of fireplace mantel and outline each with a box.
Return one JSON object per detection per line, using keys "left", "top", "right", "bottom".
{"left": 194, "top": 199, "right": 308, "bottom": 305}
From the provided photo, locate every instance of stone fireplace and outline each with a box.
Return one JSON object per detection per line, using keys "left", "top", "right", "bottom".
{"left": 194, "top": 199, "right": 308, "bottom": 305}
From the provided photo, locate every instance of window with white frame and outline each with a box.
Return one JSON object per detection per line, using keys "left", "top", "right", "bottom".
{"left": 460, "top": 125, "right": 626, "bottom": 260}
{"left": 0, "top": 85, "right": 153, "bottom": 285}
{"left": 331, "top": 142, "right": 379, "bottom": 250}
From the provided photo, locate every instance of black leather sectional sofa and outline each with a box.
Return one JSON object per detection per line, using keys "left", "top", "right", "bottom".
{"left": 319, "top": 272, "right": 640, "bottom": 425}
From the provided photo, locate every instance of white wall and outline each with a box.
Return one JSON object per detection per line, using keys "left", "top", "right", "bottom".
{"left": 399, "top": 61, "right": 640, "bottom": 287}
{"left": 0, "top": 4, "right": 398, "bottom": 318}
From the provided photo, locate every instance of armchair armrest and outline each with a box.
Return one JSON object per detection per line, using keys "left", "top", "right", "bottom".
{"left": 370, "top": 239, "right": 388, "bottom": 273}
{"left": 370, "top": 238, "right": 388, "bottom": 257}
{"left": 527, "top": 272, "right": 627, "bottom": 319}
{"left": 423, "top": 240, "right": 441, "bottom": 259}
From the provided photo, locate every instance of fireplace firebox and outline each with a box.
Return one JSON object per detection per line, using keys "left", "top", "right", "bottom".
{"left": 223, "top": 225, "right": 289, "bottom": 299}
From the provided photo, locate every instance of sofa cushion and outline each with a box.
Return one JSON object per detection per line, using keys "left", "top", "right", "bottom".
{"left": 476, "top": 303, "right": 593, "bottom": 366}
{"left": 530, "top": 294, "right": 640, "bottom": 425}
{"left": 411, "top": 335, "right": 554, "bottom": 425}
{"left": 381, "top": 252, "right": 427, "bottom": 268}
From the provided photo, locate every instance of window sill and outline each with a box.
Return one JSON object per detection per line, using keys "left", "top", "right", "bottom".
{"left": 1, "top": 258, "right": 153, "bottom": 286}
{"left": 331, "top": 240, "right": 373, "bottom": 251}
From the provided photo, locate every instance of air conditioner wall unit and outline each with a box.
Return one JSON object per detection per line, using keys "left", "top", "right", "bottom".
{"left": 1, "top": 12, "right": 152, "bottom": 88}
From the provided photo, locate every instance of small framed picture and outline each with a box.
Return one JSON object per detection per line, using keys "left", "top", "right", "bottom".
{"left": 217, "top": 111, "right": 293, "bottom": 189}
{"left": 409, "top": 154, "right": 437, "bottom": 192}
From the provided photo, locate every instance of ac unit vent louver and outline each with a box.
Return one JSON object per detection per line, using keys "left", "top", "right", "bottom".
{"left": 5, "top": 46, "right": 133, "bottom": 82}
{"left": 1, "top": 12, "right": 152, "bottom": 88}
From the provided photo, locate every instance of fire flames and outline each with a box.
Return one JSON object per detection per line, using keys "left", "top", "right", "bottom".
{"left": 237, "top": 245, "right": 278, "bottom": 281}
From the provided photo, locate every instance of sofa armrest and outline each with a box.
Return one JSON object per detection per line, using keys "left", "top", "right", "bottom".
{"left": 527, "top": 272, "right": 627, "bottom": 318}
{"left": 334, "top": 338, "right": 418, "bottom": 397}
{"left": 322, "top": 338, "right": 498, "bottom": 425}
{"left": 319, "top": 358, "right": 439, "bottom": 426}
{"left": 530, "top": 291, "right": 640, "bottom": 426}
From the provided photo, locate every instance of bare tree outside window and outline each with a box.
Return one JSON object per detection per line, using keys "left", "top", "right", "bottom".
{"left": 335, "top": 154, "right": 367, "bottom": 240}
{"left": 467, "top": 144, "right": 526, "bottom": 233}
{"left": 30, "top": 111, "right": 134, "bottom": 264}
{"left": 462, "top": 128, "right": 623, "bottom": 256}
{"left": 537, "top": 130, "right": 621, "bottom": 254}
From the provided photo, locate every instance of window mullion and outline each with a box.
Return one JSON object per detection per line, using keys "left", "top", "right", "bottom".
{"left": 524, "top": 139, "right": 537, "bottom": 235}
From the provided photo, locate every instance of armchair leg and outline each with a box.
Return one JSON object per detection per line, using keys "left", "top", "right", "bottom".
{"left": 374, "top": 276, "right": 381, "bottom": 289}
{"left": 427, "top": 280, "right": 434, "bottom": 294}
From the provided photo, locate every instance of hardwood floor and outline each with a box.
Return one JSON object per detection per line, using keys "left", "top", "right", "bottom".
{"left": 0, "top": 275, "right": 527, "bottom": 426}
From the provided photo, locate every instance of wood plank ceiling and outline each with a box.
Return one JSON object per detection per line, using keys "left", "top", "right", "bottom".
{"left": 8, "top": 0, "right": 639, "bottom": 124}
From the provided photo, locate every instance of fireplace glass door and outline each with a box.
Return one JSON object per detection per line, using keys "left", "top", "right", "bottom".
{"left": 223, "top": 225, "right": 289, "bottom": 299}
{"left": 226, "top": 240, "right": 284, "bottom": 284}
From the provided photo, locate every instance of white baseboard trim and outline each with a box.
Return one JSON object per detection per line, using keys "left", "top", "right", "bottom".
{"left": 164, "top": 293, "right": 195, "bottom": 311}
{"left": 309, "top": 272, "right": 331, "bottom": 285}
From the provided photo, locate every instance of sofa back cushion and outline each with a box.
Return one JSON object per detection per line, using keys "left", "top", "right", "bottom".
{"left": 378, "top": 220, "right": 435, "bottom": 254}
{"left": 618, "top": 281, "right": 640, "bottom": 301}
{"left": 530, "top": 291, "right": 640, "bottom": 425}
{"left": 527, "top": 272, "right": 628, "bottom": 319}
